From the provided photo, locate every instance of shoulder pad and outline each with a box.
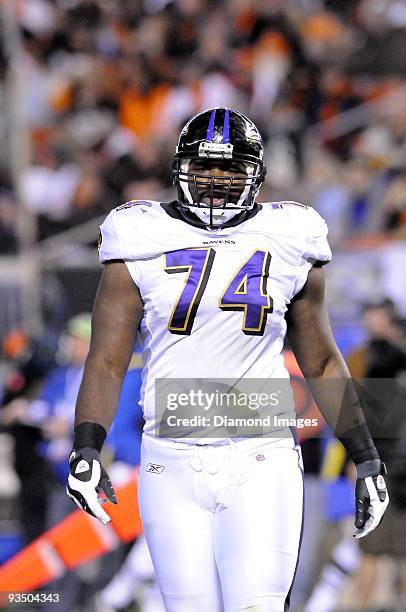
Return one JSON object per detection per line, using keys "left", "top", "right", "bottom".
{"left": 99, "top": 200, "right": 168, "bottom": 263}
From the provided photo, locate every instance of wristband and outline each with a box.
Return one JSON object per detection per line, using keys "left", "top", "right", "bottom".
{"left": 338, "top": 422, "right": 379, "bottom": 465}
{"left": 73, "top": 421, "right": 107, "bottom": 453}
{"left": 355, "top": 459, "right": 386, "bottom": 479}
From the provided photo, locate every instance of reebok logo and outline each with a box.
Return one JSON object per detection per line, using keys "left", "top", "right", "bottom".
{"left": 75, "top": 460, "right": 90, "bottom": 474}
{"left": 146, "top": 463, "right": 165, "bottom": 474}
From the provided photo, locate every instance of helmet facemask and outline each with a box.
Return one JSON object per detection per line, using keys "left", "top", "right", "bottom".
{"left": 173, "top": 156, "right": 265, "bottom": 230}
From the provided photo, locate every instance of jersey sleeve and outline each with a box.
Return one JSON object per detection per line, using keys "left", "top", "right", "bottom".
{"left": 98, "top": 211, "right": 124, "bottom": 263}
{"left": 98, "top": 208, "right": 143, "bottom": 286}
{"left": 302, "top": 208, "right": 332, "bottom": 266}
{"left": 292, "top": 207, "right": 332, "bottom": 297}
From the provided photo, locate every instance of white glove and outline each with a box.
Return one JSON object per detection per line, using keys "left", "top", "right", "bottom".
{"left": 353, "top": 459, "right": 389, "bottom": 538}
{"left": 66, "top": 447, "right": 117, "bottom": 525}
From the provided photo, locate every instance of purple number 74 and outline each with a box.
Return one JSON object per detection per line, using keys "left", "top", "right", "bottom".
{"left": 164, "top": 248, "right": 273, "bottom": 336}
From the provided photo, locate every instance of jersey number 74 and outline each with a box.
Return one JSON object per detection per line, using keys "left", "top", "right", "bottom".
{"left": 164, "top": 248, "right": 273, "bottom": 336}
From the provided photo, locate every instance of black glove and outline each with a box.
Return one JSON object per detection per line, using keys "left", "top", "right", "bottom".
{"left": 66, "top": 447, "right": 117, "bottom": 524}
{"left": 353, "top": 459, "right": 389, "bottom": 538}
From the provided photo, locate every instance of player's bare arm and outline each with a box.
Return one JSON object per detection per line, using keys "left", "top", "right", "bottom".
{"left": 75, "top": 260, "right": 143, "bottom": 430}
{"left": 287, "top": 264, "right": 389, "bottom": 537}
{"left": 66, "top": 260, "right": 143, "bottom": 524}
{"left": 287, "top": 265, "right": 359, "bottom": 421}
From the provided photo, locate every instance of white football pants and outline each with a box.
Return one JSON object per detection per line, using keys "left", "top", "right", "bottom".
{"left": 138, "top": 435, "right": 304, "bottom": 612}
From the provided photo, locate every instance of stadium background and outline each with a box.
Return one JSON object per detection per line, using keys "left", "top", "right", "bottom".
{"left": 0, "top": 1, "right": 405, "bottom": 611}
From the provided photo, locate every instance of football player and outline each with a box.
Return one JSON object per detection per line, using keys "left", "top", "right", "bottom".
{"left": 66, "top": 108, "right": 388, "bottom": 611}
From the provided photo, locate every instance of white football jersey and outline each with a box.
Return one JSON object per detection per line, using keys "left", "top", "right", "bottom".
{"left": 99, "top": 200, "right": 331, "bottom": 441}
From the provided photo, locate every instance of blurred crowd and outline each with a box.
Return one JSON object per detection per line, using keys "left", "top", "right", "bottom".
{"left": 0, "top": 0, "right": 406, "bottom": 252}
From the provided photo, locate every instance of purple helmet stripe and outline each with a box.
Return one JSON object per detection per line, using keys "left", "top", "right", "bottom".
{"left": 206, "top": 109, "right": 216, "bottom": 142}
{"left": 222, "top": 109, "right": 230, "bottom": 143}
